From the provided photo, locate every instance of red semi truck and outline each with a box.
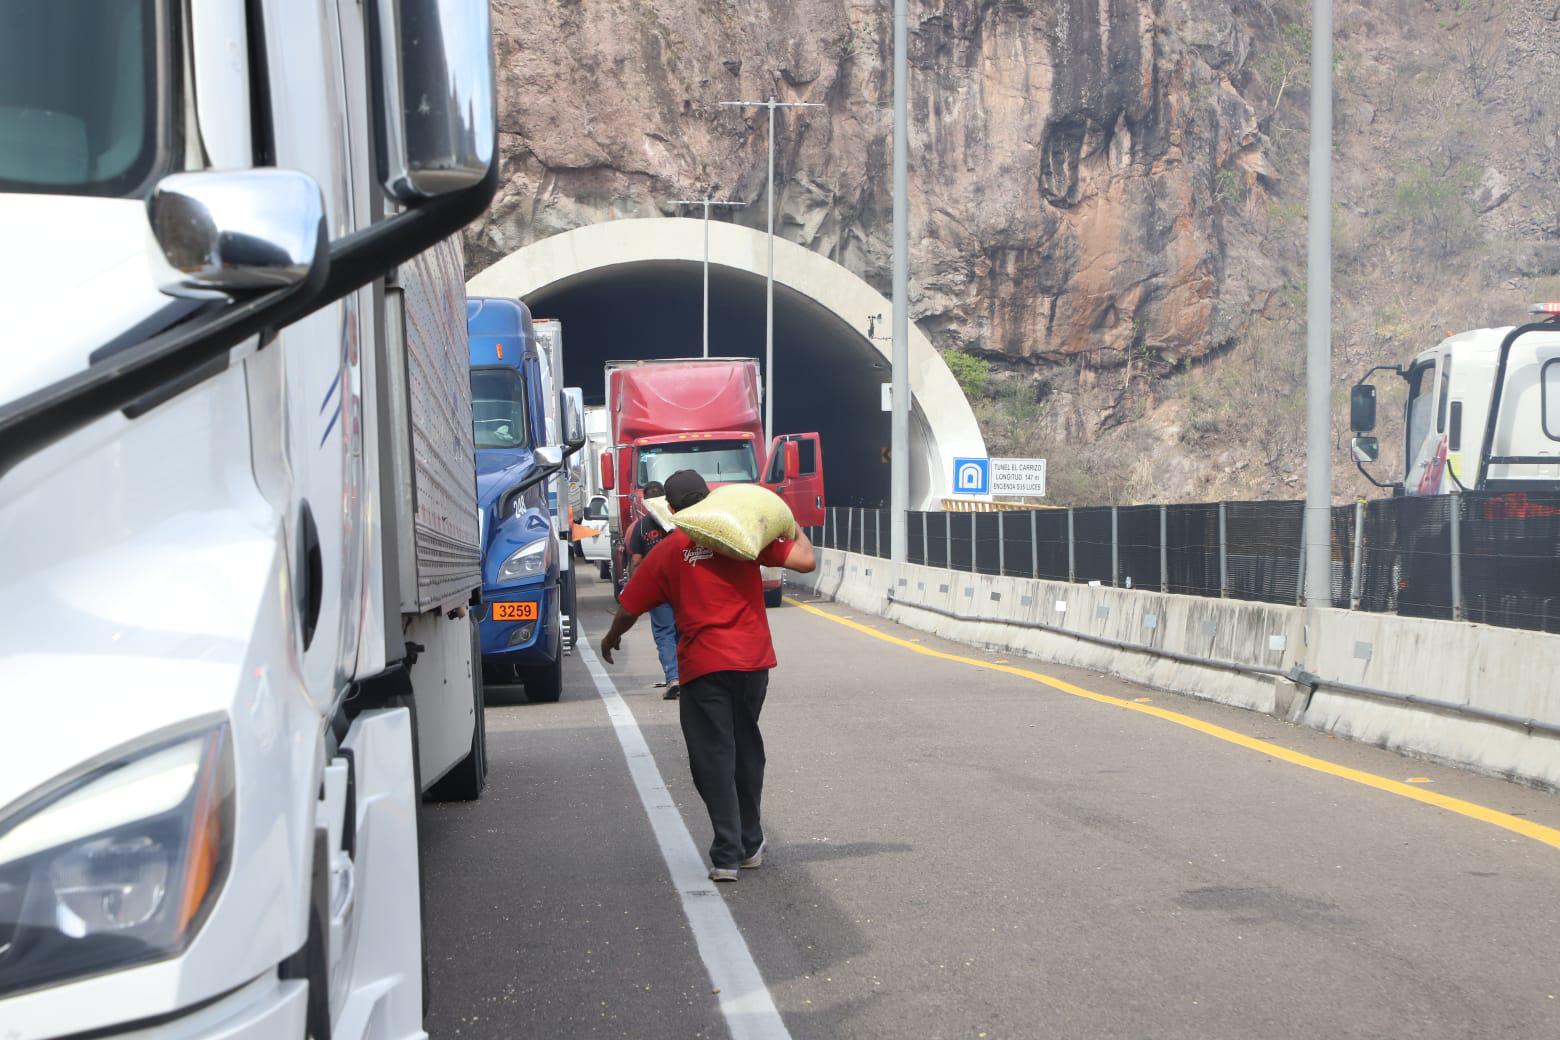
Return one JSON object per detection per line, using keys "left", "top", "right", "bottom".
{"left": 600, "top": 357, "right": 825, "bottom": 605}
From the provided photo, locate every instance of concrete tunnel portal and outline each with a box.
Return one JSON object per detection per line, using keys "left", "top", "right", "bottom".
{"left": 465, "top": 217, "right": 986, "bottom": 509}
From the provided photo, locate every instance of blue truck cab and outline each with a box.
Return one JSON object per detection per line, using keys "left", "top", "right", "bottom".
{"left": 468, "top": 297, "right": 566, "bottom": 701}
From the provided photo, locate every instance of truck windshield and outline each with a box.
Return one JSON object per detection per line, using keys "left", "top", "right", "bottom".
{"left": 0, "top": 0, "right": 164, "bottom": 196}
{"left": 470, "top": 369, "right": 531, "bottom": 450}
{"left": 637, "top": 440, "right": 759, "bottom": 486}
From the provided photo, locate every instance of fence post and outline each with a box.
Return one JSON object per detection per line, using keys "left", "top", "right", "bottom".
{"left": 1159, "top": 506, "right": 1168, "bottom": 594}
{"left": 945, "top": 511, "right": 952, "bottom": 572}
{"left": 970, "top": 510, "right": 978, "bottom": 574}
{"left": 1030, "top": 510, "right": 1039, "bottom": 580}
{"left": 875, "top": 509, "right": 882, "bottom": 559}
{"left": 1067, "top": 507, "right": 1076, "bottom": 583}
{"left": 1295, "top": 540, "right": 1307, "bottom": 606}
{"left": 1450, "top": 494, "right": 1465, "bottom": 621}
{"left": 1218, "top": 502, "right": 1228, "bottom": 598}
{"left": 997, "top": 511, "right": 1006, "bottom": 576}
{"left": 1350, "top": 500, "right": 1364, "bottom": 610}
{"left": 921, "top": 511, "right": 928, "bottom": 567}
{"left": 1111, "top": 506, "right": 1120, "bottom": 587}
{"left": 845, "top": 507, "right": 853, "bottom": 554}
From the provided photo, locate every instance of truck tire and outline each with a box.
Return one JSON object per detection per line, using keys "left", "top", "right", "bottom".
{"left": 561, "top": 567, "right": 578, "bottom": 652}
{"left": 427, "top": 619, "right": 487, "bottom": 802}
{"left": 523, "top": 650, "right": 563, "bottom": 703}
{"left": 598, "top": 559, "right": 611, "bottom": 581}
{"left": 764, "top": 586, "right": 784, "bottom": 609}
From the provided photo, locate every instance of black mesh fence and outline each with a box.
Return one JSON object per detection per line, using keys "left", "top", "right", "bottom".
{"left": 949, "top": 512, "right": 973, "bottom": 572}
{"left": 1072, "top": 507, "right": 1115, "bottom": 584}
{"left": 1116, "top": 505, "right": 1161, "bottom": 592}
{"left": 815, "top": 492, "right": 1559, "bottom": 635}
{"left": 1035, "top": 510, "right": 1070, "bottom": 581}
{"left": 1164, "top": 504, "right": 1220, "bottom": 597}
{"left": 908, "top": 511, "right": 926, "bottom": 565}
{"left": 1461, "top": 492, "right": 1560, "bottom": 632}
{"left": 974, "top": 512, "right": 1002, "bottom": 576}
{"left": 1223, "top": 501, "right": 1304, "bottom": 604}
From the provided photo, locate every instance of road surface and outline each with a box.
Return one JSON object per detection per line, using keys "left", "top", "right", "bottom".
{"left": 420, "top": 574, "right": 1560, "bottom": 1039}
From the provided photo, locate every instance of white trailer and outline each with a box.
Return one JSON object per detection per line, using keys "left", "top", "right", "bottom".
{"left": 0, "top": 2, "right": 497, "bottom": 1037}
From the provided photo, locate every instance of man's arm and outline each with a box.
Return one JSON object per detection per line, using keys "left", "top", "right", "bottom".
{"left": 599, "top": 606, "right": 639, "bottom": 663}
{"left": 780, "top": 526, "right": 815, "bottom": 573}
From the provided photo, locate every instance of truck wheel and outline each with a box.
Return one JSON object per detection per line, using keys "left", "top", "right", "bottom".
{"left": 598, "top": 560, "right": 611, "bottom": 581}
{"left": 523, "top": 650, "right": 564, "bottom": 703}
{"left": 764, "top": 586, "right": 784, "bottom": 608}
{"left": 561, "top": 568, "right": 579, "bottom": 652}
{"left": 427, "top": 619, "right": 488, "bottom": 802}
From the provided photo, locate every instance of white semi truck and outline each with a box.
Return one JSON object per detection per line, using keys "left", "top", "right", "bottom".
{"left": 1350, "top": 304, "right": 1560, "bottom": 494}
{"left": 0, "top": 2, "right": 500, "bottom": 1037}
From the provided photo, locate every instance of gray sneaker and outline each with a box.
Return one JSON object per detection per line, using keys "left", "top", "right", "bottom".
{"left": 708, "top": 867, "right": 739, "bottom": 883}
{"left": 739, "top": 841, "right": 766, "bottom": 869}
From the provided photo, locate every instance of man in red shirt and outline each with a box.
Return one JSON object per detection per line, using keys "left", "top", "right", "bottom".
{"left": 600, "top": 469, "right": 816, "bottom": 882}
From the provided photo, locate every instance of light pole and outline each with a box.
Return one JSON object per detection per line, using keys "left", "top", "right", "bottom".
{"left": 669, "top": 195, "right": 747, "bottom": 357}
{"left": 1302, "top": 0, "right": 1334, "bottom": 610}
{"left": 718, "top": 96, "right": 825, "bottom": 442}
{"left": 890, "top": 0, "right": 910, "bottom": 578}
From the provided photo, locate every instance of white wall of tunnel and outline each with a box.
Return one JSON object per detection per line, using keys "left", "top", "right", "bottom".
{"left": 466, "top": 217, "right": 986, "bottom": 508}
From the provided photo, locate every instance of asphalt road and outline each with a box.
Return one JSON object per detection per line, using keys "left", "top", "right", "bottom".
{"left": 420, "top": 572, "right": 1560, "bottom": 1039}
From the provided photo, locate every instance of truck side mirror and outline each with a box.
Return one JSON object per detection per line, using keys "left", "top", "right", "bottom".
{"left": 1351, "top": 436, "right": 1380, "bottom": 463}
{"left": 561, "top": 387, "right": 586, "bottom": 451}
{"left": 147, "top": 170, "right": 326, "bottom": 298}
{"left": 600, "top": 450, "right": 615, "bottom": 491}
{"left": 784, "top": 440, "right": 801, "bottom": 481}
{"left": 1350, "top": 384, "right": 1378, "bottom": 432}
{"left": 372, "top": 0, "right": 496, "bottom": 201}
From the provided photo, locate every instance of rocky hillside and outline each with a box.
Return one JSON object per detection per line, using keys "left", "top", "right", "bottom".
{"left": 471, "top": 0, "right": 1560, "bottom": 505}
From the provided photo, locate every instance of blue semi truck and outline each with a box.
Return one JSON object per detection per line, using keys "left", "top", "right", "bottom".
{"left": 467, "top": 297, "right": 584, "bottom": 701}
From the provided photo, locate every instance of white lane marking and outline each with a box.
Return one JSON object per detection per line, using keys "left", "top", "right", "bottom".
{"left": 576, "top": 632, "right": 793, "bottom": 1040}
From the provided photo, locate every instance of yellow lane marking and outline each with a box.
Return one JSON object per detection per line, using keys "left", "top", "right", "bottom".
{"left": 785, "top": 596, "right": 1560, "bottom": 852}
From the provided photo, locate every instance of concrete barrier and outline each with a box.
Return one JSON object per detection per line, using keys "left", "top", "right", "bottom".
{"left": 792, "top": 548, "right": 1560, "bottom": 790}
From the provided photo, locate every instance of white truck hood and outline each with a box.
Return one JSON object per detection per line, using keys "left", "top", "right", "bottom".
{"left": 0, "top": 194, "right": 180, "bottom": 408}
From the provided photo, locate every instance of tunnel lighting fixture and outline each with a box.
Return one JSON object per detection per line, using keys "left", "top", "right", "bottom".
{"left": 669, "top": 195, "right": 747, "bottom": 359}
{"left": 718, "top": 97, "right": 826, "bottom": 444}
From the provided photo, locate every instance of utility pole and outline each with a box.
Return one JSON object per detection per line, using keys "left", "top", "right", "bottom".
{"left": 890, "top": 0, "right": 910, "bottom": 579}
{"left": 1302, "top": 0, "right": 1334, "bottom": 610}
{"left": 669, "top": 195, "right": 746, "bottom": 357}
{"left": 719, "top": 96, "right": 825, "bottom": 442}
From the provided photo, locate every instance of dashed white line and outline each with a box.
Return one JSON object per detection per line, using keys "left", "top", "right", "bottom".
{"left": 575, "top": 631, "right": 793, "bottom": 1040}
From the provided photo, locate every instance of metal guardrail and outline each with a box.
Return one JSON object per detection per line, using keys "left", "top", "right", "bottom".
{"left": 810, "top": 492, "right": 1560, "bottom": 635}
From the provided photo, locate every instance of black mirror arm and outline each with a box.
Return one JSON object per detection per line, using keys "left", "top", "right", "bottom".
{"left": 1355, "top": 458, "right": 1401, "bottom": 492}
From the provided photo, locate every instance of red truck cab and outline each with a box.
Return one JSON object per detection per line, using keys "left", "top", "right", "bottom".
{"left": 600, "top": 358, "right": 825, "bottom": 604}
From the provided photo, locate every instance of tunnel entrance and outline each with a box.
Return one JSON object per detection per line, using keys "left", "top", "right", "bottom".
{"left": 528, "top": 261, "right": 889, "bottom": 506}
{"left": 466, "top": 217, "right": 986, "bottom": 508}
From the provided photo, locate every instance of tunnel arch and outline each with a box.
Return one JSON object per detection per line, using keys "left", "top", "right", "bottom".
{"left": 465, "top": 217, "right": 985, "bottom": 507}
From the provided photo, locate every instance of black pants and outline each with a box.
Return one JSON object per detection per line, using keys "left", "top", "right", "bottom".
{"left": 679, "top": 669, "right": 769, "bottom": 869}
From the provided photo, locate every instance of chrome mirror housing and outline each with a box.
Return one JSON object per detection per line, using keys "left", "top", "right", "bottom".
{"left": 146, "top": 170, "right": 326, "bottom": 299}
{"left": 535, "top": 445, "right": 563, "bottom": 469}
{"left": 562, "top": 387, "right": 586, "bottom": 449}
{"left": 373, "top": 0, "right": 496, "bottom": 201}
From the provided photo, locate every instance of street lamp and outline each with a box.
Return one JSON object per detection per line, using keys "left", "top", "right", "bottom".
{"left": 669, "top": 195, "right": 747, "bottom": 357}
{"left": 1302, "top": 0, "right": 1334, "bottom": 609}
{"left": 718, "top": 96, "right": 825, "bottom": 443}
{"left": 890, "top": 0, "right": 910, "bottom": 578}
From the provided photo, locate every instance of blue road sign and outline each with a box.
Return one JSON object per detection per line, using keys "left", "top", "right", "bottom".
{"left": 952, "top": 457, "right": 990, "bottom": 495}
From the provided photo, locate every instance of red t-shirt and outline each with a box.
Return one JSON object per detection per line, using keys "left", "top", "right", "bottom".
{"left": 618, "top": 531, "right": 793, "bottom": 684}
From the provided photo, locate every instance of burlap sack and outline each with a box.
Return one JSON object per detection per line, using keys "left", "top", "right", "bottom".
{"left": 670, "top": 483, "right": 797, "bottom": 561}
{"left": 641, "top": 494, "right": 675, "bottom": 532}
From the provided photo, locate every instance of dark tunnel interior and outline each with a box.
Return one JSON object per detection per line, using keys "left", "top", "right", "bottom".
{"left": 527, "top": 261, "right": 891, "bottom": 506}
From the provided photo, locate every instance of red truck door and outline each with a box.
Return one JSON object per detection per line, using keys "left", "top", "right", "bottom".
{"left": 765, "top": 433, "right": 825, "bottom": 527}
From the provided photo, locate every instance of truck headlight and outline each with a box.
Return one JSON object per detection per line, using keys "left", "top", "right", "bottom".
{"left": 0, "top": 725, "right": 233, "bottom": 997}
{"left": 498, "top": 536, "right": 554, "bottom": 582}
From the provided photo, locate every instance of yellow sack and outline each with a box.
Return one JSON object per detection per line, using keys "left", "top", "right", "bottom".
{"left": 671, "top": 483, "right": 797, "bottom": 561}
{"left": 641, "top": 494, "right": 675, "bottom": 532}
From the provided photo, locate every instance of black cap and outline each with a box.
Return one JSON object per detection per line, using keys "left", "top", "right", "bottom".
{"left": 664, "top": 469, "right": 709, "bottom": 511}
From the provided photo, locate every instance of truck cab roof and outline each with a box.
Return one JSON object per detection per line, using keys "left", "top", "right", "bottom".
{"left": 467, "top": 296, "right": 538, "bottom": 368}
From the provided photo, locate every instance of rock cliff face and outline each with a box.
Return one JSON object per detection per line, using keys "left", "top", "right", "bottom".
{"left": 472, "top": 0, "right": 1560, "bottom": 503}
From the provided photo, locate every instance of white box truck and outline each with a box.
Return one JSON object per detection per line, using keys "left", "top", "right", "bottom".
{"left": 0, "top": 2, "right": 499, "bottom": 1037}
